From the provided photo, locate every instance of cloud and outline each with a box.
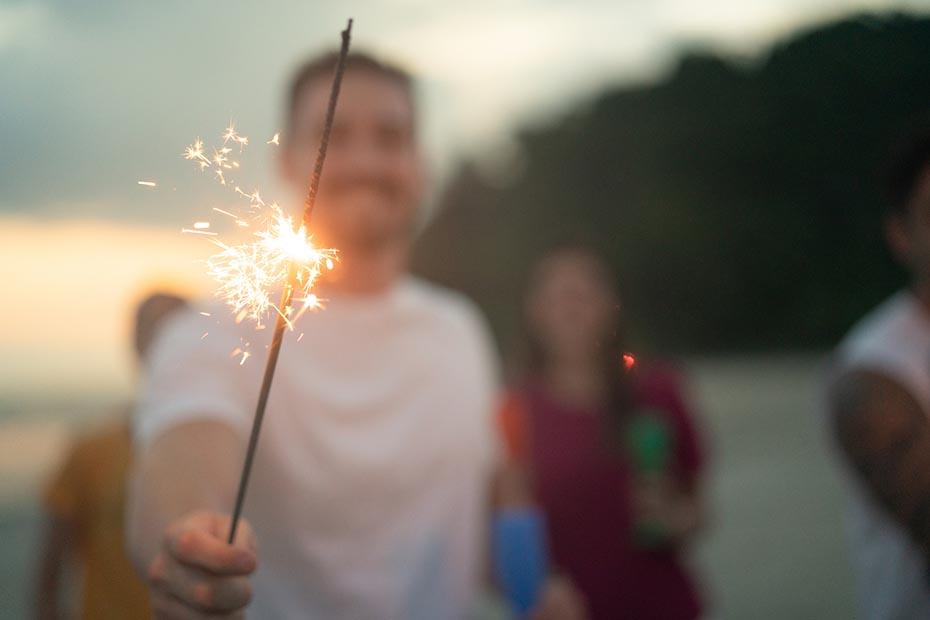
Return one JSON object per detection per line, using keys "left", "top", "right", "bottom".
{"left": 0, "top": 0, "right": 926, "bottom": 223}
{"left": 0, "top": 3, "right": 47, "bottom": 51}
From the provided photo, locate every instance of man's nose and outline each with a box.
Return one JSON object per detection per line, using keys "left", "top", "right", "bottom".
{"left": 335, "top": 139, "right": 391, "bottom": 178}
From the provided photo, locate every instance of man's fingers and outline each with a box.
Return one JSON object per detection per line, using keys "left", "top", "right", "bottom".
{"left": 148, "top": 512, "right": 257, "bottom": 619}
{"left": 207, "top": 515, "right": 258, "bottom": 555}
{"left": 152, "top": 591, "right": 245, "bottom": 620}
{"left": 151, "top": 555, "right": 253, "bottom": 614}
{"left": 165, "top": 523, "right": 256, "bottom": 575}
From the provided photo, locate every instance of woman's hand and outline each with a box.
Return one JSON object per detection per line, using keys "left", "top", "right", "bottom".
{"left": 531, "top": 573, "right": 588, "bottom": 620}
{"left": 632, "top": 475, "right": 703, "bottom": 545}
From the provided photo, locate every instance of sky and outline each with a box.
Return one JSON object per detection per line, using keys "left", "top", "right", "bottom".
{"left": 1, "top": 0, "right": 927, "bottom": 401}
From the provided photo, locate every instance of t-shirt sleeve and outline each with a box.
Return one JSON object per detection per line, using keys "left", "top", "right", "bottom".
{"left": 638, "top": 364, "right": 705, "bottom": 484}
{"left": 451, "top": 297, "right": 503, "bottom": 469}
{"left": 134, "top": 306, "right": 262, "bottom": 448}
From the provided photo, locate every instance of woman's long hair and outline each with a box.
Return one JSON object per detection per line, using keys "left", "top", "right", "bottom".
{"left": 522, "top": 245, "right": 635, "bottom": 445}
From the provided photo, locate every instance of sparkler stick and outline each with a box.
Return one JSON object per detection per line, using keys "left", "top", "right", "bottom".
{"left": 227, "top": 18, "right": 353, "bottom": 544}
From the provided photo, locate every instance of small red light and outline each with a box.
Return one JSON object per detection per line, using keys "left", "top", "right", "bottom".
{"left": 623, "top": 353, "right": 636, "bottom": 371}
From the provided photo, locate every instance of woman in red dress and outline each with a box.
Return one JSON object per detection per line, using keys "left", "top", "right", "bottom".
{"left": 496, "top": 246, "right": 708, "bottom": 620}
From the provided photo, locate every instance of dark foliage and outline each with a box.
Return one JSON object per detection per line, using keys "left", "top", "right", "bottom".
{"left": 412, "top": 13, "right": 930, "bottom": 353}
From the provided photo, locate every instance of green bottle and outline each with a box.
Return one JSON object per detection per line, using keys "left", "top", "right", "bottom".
{"left": 626, "top": 409, "right": 672, "bottom": 547}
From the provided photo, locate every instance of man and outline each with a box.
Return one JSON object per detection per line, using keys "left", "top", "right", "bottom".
{"left": 37, "top": 292, "right": 188, "bottom": 620}
{"left": 128, "top": 53, "right": 501, "bottom": 619}
{"left": 827, "top": 130, "right": 930, "bottom": 620}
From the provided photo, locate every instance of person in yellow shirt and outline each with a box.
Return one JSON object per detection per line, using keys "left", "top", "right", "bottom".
{"left": 35, "top": 292, "right": 188, "bottom": 620}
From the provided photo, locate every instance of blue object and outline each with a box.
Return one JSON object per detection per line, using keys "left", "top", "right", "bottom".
{"left": 492, "top": 507, "right": 548, "bottom": 619}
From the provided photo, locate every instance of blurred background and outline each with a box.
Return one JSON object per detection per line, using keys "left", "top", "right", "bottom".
{"left": 3, "top": 0, "right": 930, "bottom": 618}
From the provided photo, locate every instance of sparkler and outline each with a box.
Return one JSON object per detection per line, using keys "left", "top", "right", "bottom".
{"left": 177, "top": 19, "right": 352, "bottom": 543}
{"left": 224, "top": 18, "right": 353, "bottom": 544}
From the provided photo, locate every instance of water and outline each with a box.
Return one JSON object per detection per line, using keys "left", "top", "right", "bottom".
{"left": 1, "top": 504, "right": 42, "bottom": 619}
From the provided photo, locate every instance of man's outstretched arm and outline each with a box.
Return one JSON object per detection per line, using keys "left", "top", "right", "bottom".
{"left": 128, "top": 420, "right": 257, "bottom": 619}
{"left": 829, "top": 369, "right": 930, "bottom": 552}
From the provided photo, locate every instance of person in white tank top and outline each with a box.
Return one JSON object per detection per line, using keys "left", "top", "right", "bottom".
{"left": 827, "top": 130, "right": 930, "bottom": 620}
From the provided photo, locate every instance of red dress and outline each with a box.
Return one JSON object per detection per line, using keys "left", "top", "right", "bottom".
{"left": 499, "top": 364, "right": 705, "bottom": 620}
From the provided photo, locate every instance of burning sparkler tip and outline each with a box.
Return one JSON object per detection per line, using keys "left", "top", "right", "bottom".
{"left": 181, "top": 19, "right": 345, "bottom": 333}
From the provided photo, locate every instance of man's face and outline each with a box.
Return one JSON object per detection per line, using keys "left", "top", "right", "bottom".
{"left": 279, "top": 69, "right": 424, "bottom": 252}
{"left": 888, "top": 164, "right": 930, "bottom": 280}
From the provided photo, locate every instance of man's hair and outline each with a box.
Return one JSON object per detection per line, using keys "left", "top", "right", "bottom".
{"left": 286, "top": 51, "right": 414, "bottom": 135}
{"left": 885, "top": 128, "right": 930, "bottom": 216}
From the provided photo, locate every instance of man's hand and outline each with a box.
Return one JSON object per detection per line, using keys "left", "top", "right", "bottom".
{"left": 531, "top": 573, "right": 588, "bottom": 620}
{"left": 148, "top": 511, "right": 257, "bottom": 620}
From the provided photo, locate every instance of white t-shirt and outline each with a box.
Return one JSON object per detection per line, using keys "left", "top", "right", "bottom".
{"left": 135, "top": 277, "right": 499, "bottom": 620}
{"left": 832, "top": 291, "right": 930, "bottom": 620}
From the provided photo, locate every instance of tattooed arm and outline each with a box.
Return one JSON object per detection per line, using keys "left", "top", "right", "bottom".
{"left": 829, "top": 369, "right": 930, "bottom": 552}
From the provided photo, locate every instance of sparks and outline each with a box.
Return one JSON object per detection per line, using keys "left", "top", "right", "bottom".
{"left": 267, "top": 132, "right": 280, "bottom": 145}
{"left": 182, "top": 121, "right": 338, "bottom": 326}
{"left": 182, "top": 228, "right": 218, "bottom": 236}
{"left": 206, "top": 206, "right": 337, "bottom": 324}
{"left": 213, "top": 147, "right": 229, "bottom": 168}
{"left": 222, "top": 122, "right": 239, "bottom": 144}
{"left": 223, "top": 120, "right": 249, "bottom": 151}
{"left": 184, "top": 138, "right": 210, "bottom": 166}
{"left": 137, "top": 180, "right": 157, "bottom": 187}
{"left": 213, "top": 207, "right": 238, "bottom": 219}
